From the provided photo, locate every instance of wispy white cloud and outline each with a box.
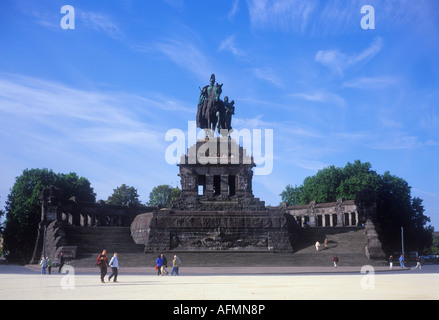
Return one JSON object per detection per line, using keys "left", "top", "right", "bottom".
{"left": 219, "top": 35, "right": 246, "bottom": 57}
{"left": 0, "top": 73, "right": 190, "bottom": 203}
{"left": 135, "top": 39, "right": 212, "bottom": 80}
{"left": 315, "top": 37, "right": 383, "bottom": 76}
{"left": 22, "top": 4, "right": 123, "bottom": 39}
{"left": 370, "top": 134, "right": 423, "bottom": 150}
{"left": 343, "top": 76, "right": 401, "bottom": 89}
{"left": 290, "top": 91, "right": 347, "bottom": 107}
{"left": 246, "top": 0, "right": 439, "bottom": 36}
{"left": 0, "top": 74, "right": 181, "bottom": 151}
{"left": 228, "top": 0, "right": 241, "bottom": 20}
{"left": 247, "top": 0, "right": 317, "bottom": 33}
{"left": 78, "top": 10, "right": 123, "bottom": 39}
{"left": 252, "top": 68, "right": 284, "bottom": 87}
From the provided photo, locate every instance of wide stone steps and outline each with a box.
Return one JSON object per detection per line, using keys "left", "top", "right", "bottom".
{"left": 69, "top": 251, "right": 378, "bottom": 269}
{"left": 294, "top": 227, "right": 367, "bottom": 253}
{"left": 65, "top": 226, "right": 377, "bottom": 268}
{"left": 63, "top": 226, "right": 144, "bottom": 255}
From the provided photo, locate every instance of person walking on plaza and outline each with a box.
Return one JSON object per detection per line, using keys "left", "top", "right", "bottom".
{"left": 315, "top": 241, "right": 320, "bottom": 252}
{"left": 156, "top": 254, "right": 163, "bottom": 276}
{"left": 108, "top": 253, "right": 120, "bottom": 282}
{"left": 389, "top": 255, "right": 393, "bottom": 269}
{"left": 161, "top": 253, "right": 169, "bottom": 275}
{"left": 40, "top": 256, "right": 47, "bottom": 274}
{"left": 171, "top": 255, "right": 181, "bottom": 276}
{"left": 58, "top": 252, "right": 65, "bottom": 273}
{"left": 97, "top": 249, "right": 109, "bottom": 283}
{"left": 46, "top": 257, "right": 52, "bottom": 275}
{"left": 399, "top": 254, "right": 404, "bottom": 268}
{"left": 333, "top": 255, "right": 339, "bottom": 268}
{"left": 414, "top": 256, "right": 422, "bottom": 270}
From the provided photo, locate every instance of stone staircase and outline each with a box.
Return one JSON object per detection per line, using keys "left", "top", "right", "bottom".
{"left": 289, "top": 227, "right": 375, "bottom": 266}
{"left": 65, "top": 226, "right": 379, "bottom": 268}
{"left": 62, "top": 226, "right": 145, "bottom": 268}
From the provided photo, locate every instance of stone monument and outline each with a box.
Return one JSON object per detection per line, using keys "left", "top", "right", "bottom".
{"left": 131, "top": 74, "right": 295, "bottom": 252}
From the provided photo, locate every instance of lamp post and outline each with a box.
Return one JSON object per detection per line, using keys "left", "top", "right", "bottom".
{"left": 42, "top": 224, "right": 46, "bottom": 259}
{"left": 401, "top": 227, "right": 405, "bottom": 264}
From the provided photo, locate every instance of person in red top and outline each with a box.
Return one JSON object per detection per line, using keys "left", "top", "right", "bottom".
{"left": 97, "top": 249, "right": 109, "bottom": 283}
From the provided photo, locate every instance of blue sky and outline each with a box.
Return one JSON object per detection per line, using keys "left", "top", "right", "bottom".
{"left": 1, "top": 0, "right": 438, "bottom": 230}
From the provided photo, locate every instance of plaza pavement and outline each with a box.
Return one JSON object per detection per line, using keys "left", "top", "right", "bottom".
{"left": 0, "top": 264, "right": 438, "bottom": 300}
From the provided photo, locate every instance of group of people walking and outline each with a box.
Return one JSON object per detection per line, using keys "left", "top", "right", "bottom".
{"left": 388, "top": 254, "right": 423, "bottom": 270}
{"left": 155, "top": 253, "right": 181, "bottom": 276}
{"left": 95, "top": 250, "right": 182, "bottom": 283}
{"left": 39, "top": 252, "right": 65, "bottom": 274}
{"left": 314, "top": 238, "right": 339, "bottom": 268}
{"left": 96, "top": 250, "right": 120, "bottom": 283}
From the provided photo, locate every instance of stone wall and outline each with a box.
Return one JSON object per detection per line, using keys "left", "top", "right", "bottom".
{"left": 131, "top": 208, "right": 295, "bottom": 253}
{"left": 31, "top": 186, "right": 156, "bottom": 263}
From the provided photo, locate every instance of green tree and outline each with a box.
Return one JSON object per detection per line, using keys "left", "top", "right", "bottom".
{"left": 147, "top": 185, "right": 180, "bottom": 207}
{"left": 3, "top": 168, "right": 95, "bottom": 263}
{"left": 280, "top": 185, "right": 303, "bottom": 206}
{"left": 300, "top": 165, "right": 344, "bottom": 204}
{"left": 280, "top": 160, "right": 433, "bottom": 254}
{"left": 107, "top": 184, "right": 142, "bottom": 206}
{"left": 429, "top": 233, "right": 439, "bottom": 255}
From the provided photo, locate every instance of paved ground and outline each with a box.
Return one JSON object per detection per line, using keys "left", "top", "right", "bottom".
{"left": 0, "top": 264, "right": 438, "bottom": 300}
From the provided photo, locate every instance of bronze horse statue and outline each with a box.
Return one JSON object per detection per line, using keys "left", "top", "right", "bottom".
{"left": 196, "top": 74, "right": 235, "bottom": 138}
{"left": 204, "top": 83, "right": 223, "bottom": 138}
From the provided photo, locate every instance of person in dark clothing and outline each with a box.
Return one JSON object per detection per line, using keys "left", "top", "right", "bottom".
{"left": 414, "top": 256, "right": 422, "bottom": 270}
{"left": 161, "top": 253, "right": 169, "bottom": 275}
{"left": 97, "top": 249, "right": 109, "bottom": 283}
{"left": 58, "top": 252, "right": 65, "bottom": 273}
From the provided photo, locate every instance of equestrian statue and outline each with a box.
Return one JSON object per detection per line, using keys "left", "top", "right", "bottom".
{"left": 196, "top": 74, "right": 235, "bottom": 138}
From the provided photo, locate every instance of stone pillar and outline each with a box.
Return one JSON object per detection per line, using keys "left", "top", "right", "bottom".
{"left": 337, "top": 213, "right": 343, "bottom": 226}
{"left": 68, "top": 212, "right": 73, "bottom": 226}
{"left": 205, "top": 174, "right": 214, "bottom": 197}
{"left": 221, "top": 174, "right": 229, "bottom": 197}
{"left": 80, "top": 213, "right": 86, "bottom": 227}
{"left": 309, "top": 215, "right": 316, "bottom": 227}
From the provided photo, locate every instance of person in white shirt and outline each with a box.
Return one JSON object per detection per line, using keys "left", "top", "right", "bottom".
{"left": 108, "top": 253, "right": 120, "bottom": 282}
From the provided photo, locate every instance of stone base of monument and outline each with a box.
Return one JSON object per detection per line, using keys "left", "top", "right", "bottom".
{"left": 130, "top": 138, "right": 296, "bottom": 253}
{"left": 131, "top": 208, "right": 295, "bottom": 253}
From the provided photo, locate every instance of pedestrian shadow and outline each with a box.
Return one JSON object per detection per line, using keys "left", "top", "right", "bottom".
{"left": 322, "top": 241, "right": 338, "bottom": 250}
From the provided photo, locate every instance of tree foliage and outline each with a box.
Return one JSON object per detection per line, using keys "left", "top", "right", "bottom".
{"left": 147, "top": 185, "right": 180, "bottom": 207}
{"left": 3, "top": 168, "right": 96, "bottom": 263}
{"left": 280, "top": 160, "right": 433, "bottom": 253}
{"left": 107, "top": 184, "right": 142, "bottom": 207}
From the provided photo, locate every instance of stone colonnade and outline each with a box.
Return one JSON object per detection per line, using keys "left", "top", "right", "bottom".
{"left": 287, "top": 199, "right": 363, "bottom": 228}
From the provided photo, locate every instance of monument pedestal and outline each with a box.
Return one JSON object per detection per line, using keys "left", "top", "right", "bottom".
{"left": 131, "top": 138, "right": 294, "bottom": 253}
